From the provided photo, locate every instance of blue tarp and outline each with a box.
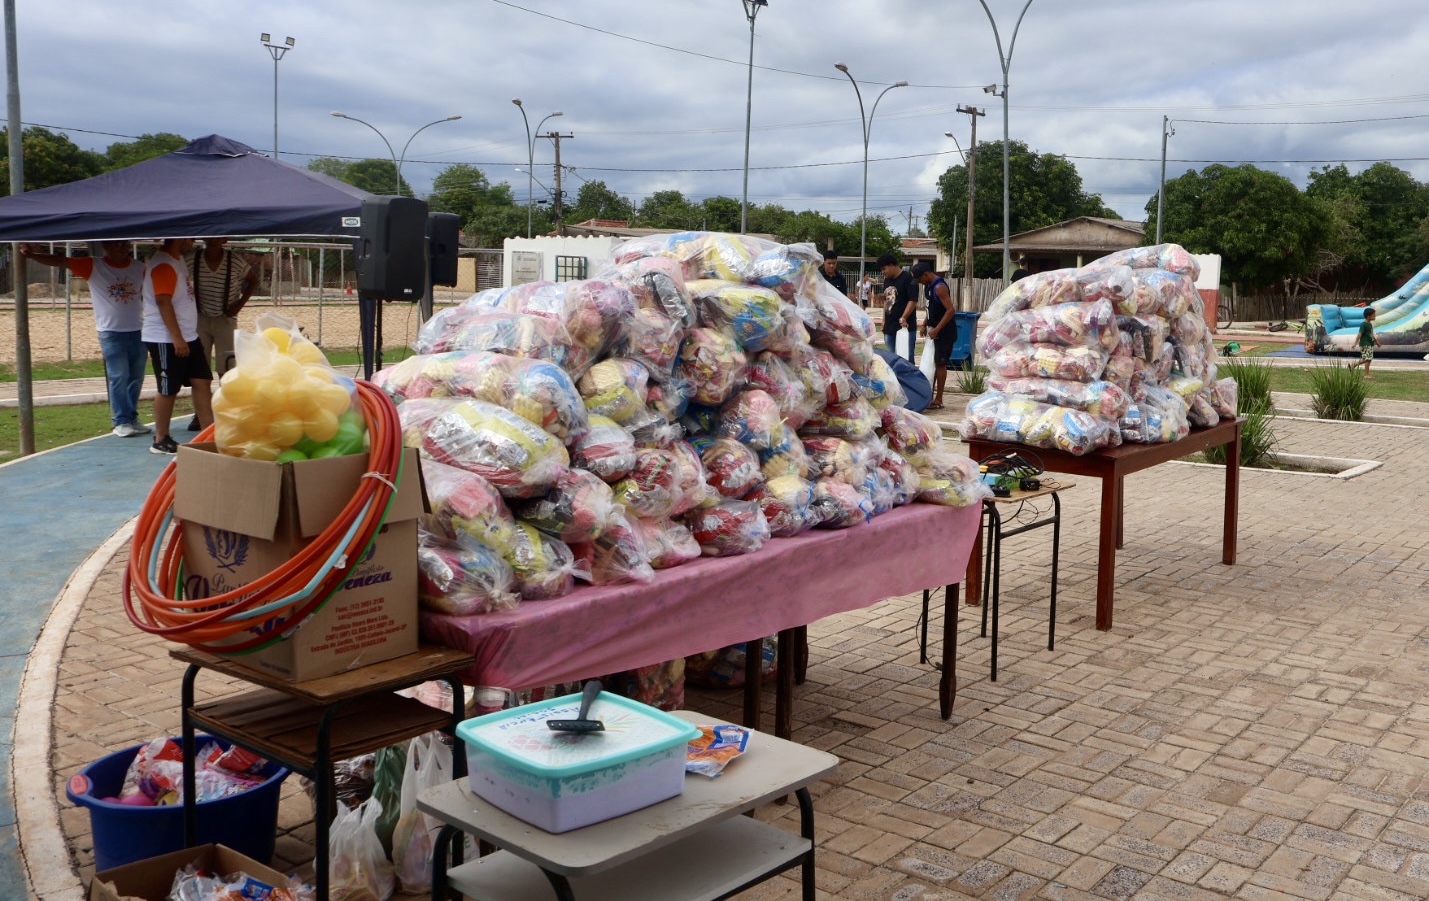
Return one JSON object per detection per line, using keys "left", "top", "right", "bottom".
{"left": 0, "top": 135, "right": 371, "bottom": 241}
{"left": 874, "top": 348, "right": 932, "bottom": 412}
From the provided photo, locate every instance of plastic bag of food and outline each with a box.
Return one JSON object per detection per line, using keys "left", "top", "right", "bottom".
{"left": 570, "top": 508, "right": 655, "bottom": 585}
{"left": 879, "top": 406, "right": 944, "bottom": 466}
{"left": 1131, "top": 268, "right": 1195, "bottom": 319}
{"left": 986, "top": 376, "right": 1131, "bottom": 420}
{"left": 512, "top": 467, "right": 622, "bottom": 544}
{"left": 610, "top": 305, "right": 684, "bottom": 379}
{"left": 760, "top": 426, "right": 809, "bottom": 480}
{"left": 688, "top": 279, "right": 791, "bottom": 353}
{"left": 389, "top": 733, "right": 452, "bottom": 895}
{"left": 1075, "top": 263, "right": 1137, "bottom": 313}
{"left": 877, "top": 448, "right": 922, "bottom": 508}
{"left": 611, "top": 448, "right": 682, "bottom": 519}
{"left": 484, "top": 279, "right": 636, "bottom": 373}
{"left": 960, "top": 393, "right": 1119, "bottom": 455}
{"left": 414, "top": 305, "right": 577, "bottom": 366}
{"left": 791, "top": 346, "right": 855, "bottom": 406}
{"left": 984, "top": 268, "right": 1082, "bottom": 319}
{"left": 1209, "top": 377, "right": 1238, "bottom": 418}
{"left": 578, "top": 358, "right": 650, "bottom": 424}
{"left": 799, "top": 273, "right": 877, "bottom": 342}
{"left": 399, "top": 398, "right": 569, "bottom": 499}
{"left": 745, "top": 352, "right": 816, "bottom": 429}
{"left": 630, "top": 516, "right": 703, "bottom": 569}
{"left": 1094, "top": 242, "right": 1200, "bottom": 279}
{"left": 810, "top": 477, "right": 874, "bottom": 528}
{"left": 715, "top": 389, "right": 783, "bottom": 452}
{"left": 646, "top": 375, "right": 695, "bottom": 422}
{"left": 851, "top": 353, "right": 906, "bottom": 410}
{"left": 675, "top": 327, "right": 748, "bottom": 405}
{"left": 800, "top": 396, "right": 880, "bottom": 440}
{"left": 811, "top": 331, "right": 878, "bottom": 377}
{"left": 599, "top": 254, "right": 697, "bottom": 327}
{"left": 1186, "top": 389, "right": 1219, "bottom": 428}
{"left": 571, "top": 415, "right": 637, "bottom": 482}
{"left": 986, "top": 340, "right": 1108, "bottom": 382}
{"left": 700, "top": 437, "right": 765, "bottom": 499}
{"left": 748, "top": 474, "right": 817, "bottom": 537}
{"left": 417, "top": 528, "right": 518, "bottom": 616}
{"left": 685, "top": 724, "right": 750, "bottom": 779}
{"left": 979, "top": 298, "right": 1118, "bottom": 356}
{"left": 748, "top": 243, "right": 819, "bottom": 300}
{"left": 914, "top": 452, "right": 993, "bottom": 507}
{"left": 667, "top": 439, "right": 712, "bottom": 515}
{"left": 801, "top": 435, "right": 876, "bottom": 486}
{"left": 684, "top": 497, "right": 770, "bottom": 557}
{"left": 505, "top": 522, "right": 583, "bottom": 600}
{"left": 212, "top": 317, "right": 360, "bottom": 461}
{"left": 328, "top": 796, "right": 395, "bottom": 901}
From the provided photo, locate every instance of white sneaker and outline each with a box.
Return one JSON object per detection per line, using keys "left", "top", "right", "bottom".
{"left": 113, "top": 422, "right": 146, "bottom": 438}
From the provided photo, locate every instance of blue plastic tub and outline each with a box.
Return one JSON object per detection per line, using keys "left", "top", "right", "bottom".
{"left": 65, "top": 737, "right": 289, "bottom": 871}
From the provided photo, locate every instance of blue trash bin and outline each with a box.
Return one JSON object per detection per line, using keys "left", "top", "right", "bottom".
{"left": 950, "top": 311, "right": 981, "bottom": 370}
{"left": 65, "top": 736, "right": 289, "bottom": 871}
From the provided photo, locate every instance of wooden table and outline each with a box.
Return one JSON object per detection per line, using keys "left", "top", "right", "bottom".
{"left": 966, "top": 417, "right": 1243, "bottom": 631}
{"left": 419, "top": 711, "right": 839, "bottom": 901}
{"left": 173, "top": 644, "right": 475, "bottom": 901}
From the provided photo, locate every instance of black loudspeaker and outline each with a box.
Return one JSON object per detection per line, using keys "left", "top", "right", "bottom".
{"left": 428, "top": 212, "right": 461, "bottom": 287}
{"left": 357, "top": 196, "right": 428, "bottom": 300}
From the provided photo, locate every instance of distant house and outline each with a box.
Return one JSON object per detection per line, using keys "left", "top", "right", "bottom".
{"left": 973, "top": 217, "right": 1146, "bottom": 274}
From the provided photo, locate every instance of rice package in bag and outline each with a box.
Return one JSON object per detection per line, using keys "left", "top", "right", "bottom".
{"left": 810, "top": 478, "right": 873, "bottom": 529}
{"left": 570, "top": 415, "right": 637, "bottom": 482}
{"left": 421, "top": 459, "right": 518, "bottom": 556}
{"left": 676, "top": 328, "right": 748, "bottom": 405}
{"left": 716, "top": 389, "right": 783, "bottom": 452}
{"left": 212, "top": 317, "right": 360, "bottom": 461}
{"left": 914, "top": 453, "right": 993, "bottom": 507}
{"left": 851, "top": 354, "right": 906, "bottom": 410}
{"left": 748, "top": 243, "right": 819, "bottom": 300}
{"left": 505, "top": 522, "right": 582, "bottom": 600}
{"left": 599, "top": 255, "right": 697, "bottom": 328}
{"left": 512, "top": 467, "right": 622, "bottom": 544}
{"left": 685, "top": 497, "right": 770, "bottom": 557}
{"left": 630, "top": 516, "right": 702, "bottom": 570}
{"left": 879, "top": 406, "right": 944, "bottom": 467}
{"left": 493, "top": 279, "right": 636, "bottom": 371}
{"left": 668, "top": 439, "right": 712, "bottom": 516}
{"left": 611, "top": 448, "right": 682, "bottom": 519}
{"left": 414, "top": 306, "right": 576, "bottom": 366}
{"left": 748, "top": 474, "right": 817, "bottom": 537}
{"left": 986, "top": 341, "right": 1107, "bottom": 382}
{"left": 1186, "top": 390, "right": 1219, "bottom": 428}
{"left": 688, "top": 279, "right": 790, "bottom": 353}
{"left": 399, "top": 398, "right": 569, "bottom": 499}
{"left": 800, "top": 274, "right": 877, "bottom": 342}
{"left": 760, "top": 428, "right": 809, "bottom": 480}
{"left": 1075, "top": 264, "right": 1137, "bottom": 313}
{"left": 980, "top": 298, "right": 1119, "bottom": 355}
{"left": 800, "top": 396, "right": 879, "bottom": 440}
{"left": 877, "top": 448, "right": 922, "bottom": 507}
{"left": 416, "top": 528, "right": 518, "bottom": 616}
{"left": 1210, "top": 377, "right": 1238, "bottom": 418}
{"left": 987, "top": 376, "right": 1131, "bottom": 419}
{"left": 745, "top": 352, "right": 816, "bottom": 429}
{"left": 701, "top": 438, "right": 765, "bottom": 499}
{"left": 984, "top": 268, "right": 1081, "bottom": 319}
{"left": 570, "top": 509, "right": 655, "bottom": 586}
{"left": 801, "top": 436, "right": 875, "bottom": 485}
{"left": 579, "top": 358, "right": 650, "bottom": 424}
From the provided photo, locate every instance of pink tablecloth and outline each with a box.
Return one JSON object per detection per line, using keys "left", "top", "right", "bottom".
{"left": 420, "top": 501, "right": 982, "bottom": 692}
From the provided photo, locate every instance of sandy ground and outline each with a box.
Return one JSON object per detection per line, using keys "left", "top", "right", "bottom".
{"left": 0, "top": 294, "right": 470, "bottom": 364}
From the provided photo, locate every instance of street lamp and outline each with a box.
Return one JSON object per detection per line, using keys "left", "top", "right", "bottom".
{"left": 512, "top": 100, "right": 563, "bottom": 238}
{"left": 331, "top": 112, "right": 462, "bottom": 195}
{"left": 740, "top": 0, "right": 769, "bottom": 234}
{"left": 974, "top": 0, "right": 1034, "bottom": 280}
{"left": 1156, "top": 115, "right": 1175, "bottom": 244}
{"left": 259, "top": 33, "right": 295, "bottom": 158}
{"left": 834, "top": 62, "right": 907, "bottom": 292}
{"left": 515, "top": 167, "right": 554, "bottom": 199}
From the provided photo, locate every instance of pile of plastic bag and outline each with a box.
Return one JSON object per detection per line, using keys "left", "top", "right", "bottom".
{"left": 962, "top": 243, "right": 1238, "bottom": 455}
{"left": 384, "top": 231, "right": 989, "bottom": 613}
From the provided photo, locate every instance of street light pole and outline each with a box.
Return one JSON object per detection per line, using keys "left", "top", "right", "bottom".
{"left": 259, "top": 33, "right": 295, "bottom": 158}
{"left": 331, "top": 112, "right": 461, "bottom": 196}
{"left": 947, "top": 103, "right": 983, "bottom": 312}
{"left": 1156, "top": 115, "right": 1175, "bottom": 244}
{"left": 835, "top": 63, "right": 907, "bottom": 292}
{"left": 740, "top": 0, "right": 768, "bottom": 234}
{"left": 974, "top": 0, "right": 1033, "bottom": 280}
{"left": 512, "top": 100, "right": 562, "bottom": 239}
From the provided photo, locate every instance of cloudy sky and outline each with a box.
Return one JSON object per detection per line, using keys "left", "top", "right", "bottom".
{"left": 7, "top": 0, "right": 1429, "bottom": 234}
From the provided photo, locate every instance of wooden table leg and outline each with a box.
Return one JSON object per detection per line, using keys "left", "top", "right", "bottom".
{"left": 743, "top": 643, "right": 762, "bottom": 733}
{"left": 939, "top": 583, "right": 960, "bottom": 719}
{"left": 1115, "top": 475, "right": 1125, "bottom": 550}
{"left": 966, "top": 507, "right": 984, "bottom": 607}
{"left": 1096, "top": 472, "right": 1122, "bottom": 631}
{"left": 776, "top": 628, "right": 796, "bottom": 740}
{"left": 1223, "top": 423, "right": 1240, "bottom": 564}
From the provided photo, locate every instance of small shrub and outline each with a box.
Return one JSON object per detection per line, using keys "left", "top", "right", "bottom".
{"left": 1309, "top": 362, "right": 1368, "bottom": 421}
{"left": 1219, "top": 356, "right": 1273, "bottom": 409}
{"left": 954, "top": 364, "right": 988, "bottom": 395}
{"left": 1203, "top": 356, "right": 1279, "bottom": 469}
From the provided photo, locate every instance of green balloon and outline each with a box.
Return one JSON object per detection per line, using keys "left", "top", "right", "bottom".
{"left": 311, "top": 445, "right": 344, "bottom": 459}
{"left": 275, "top": 449, "right": 309, "bottom": 463}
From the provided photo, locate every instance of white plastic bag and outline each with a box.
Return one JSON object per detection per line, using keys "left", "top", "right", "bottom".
{"left": 329, "top": 795, "right": 395, "bottom": 901}
{"left": 919, "top": 337, "right": 937, "bottom": 381}
{"left": 390, "top": 733, "right": 454, "bottom": 894}
{"left": 894, "top": 329, "right": 913, "bottom": 361}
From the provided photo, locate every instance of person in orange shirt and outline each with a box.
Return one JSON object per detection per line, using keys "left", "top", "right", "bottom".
{"left": 141, "top": 238, "right": 212, "bottom": 454}
{"left": 19, "top": 241, "right": 151, "bottom": 437}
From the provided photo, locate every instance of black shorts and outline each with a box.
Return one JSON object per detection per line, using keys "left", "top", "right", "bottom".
{"left": 933, "top": 329, "right": 958, "bottom": 365}
{"left": 147, "top": 339, "right": 213, "bottom": 396}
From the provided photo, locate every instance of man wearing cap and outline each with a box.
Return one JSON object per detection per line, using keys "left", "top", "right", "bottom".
{"left": 818, "top": 249, "right": 849, "bottom": 299}
{"left": 914, "top": 262, "right": 956, "bottom": 409}
{"left": 879, "top": 253, "right": 918, "bottom": 365}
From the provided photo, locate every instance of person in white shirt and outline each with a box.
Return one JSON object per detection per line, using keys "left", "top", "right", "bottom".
{"left": 142, "top": 238, "right": 212, "bottom": 454}
{"left": 20, "top": 241, "right": 152, "bottom": 438}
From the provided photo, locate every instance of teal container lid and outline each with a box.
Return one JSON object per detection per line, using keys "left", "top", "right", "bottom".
{"left": 457, "top": 692, "right": 700, "bottom": 779}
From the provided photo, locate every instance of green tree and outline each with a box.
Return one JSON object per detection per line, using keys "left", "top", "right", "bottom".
{"left": 928, "top": 139, "right": 1115, "bottom": 276}
{"left": 305, "top": 156, "right": 409, "bottom": 195}
{"left": 699, "top": 196, "right": 742, "bottom": 233}
{"left": 633, "top": 190, "right": 703, "bottom": 229}
{"left": 103, "top": 132, "right": 187, "bottom": 171}
{"left": 564, "top": 180, "right": 634, "bottom": 225}
{"left": 1306, "top": 161, "right": 1429, "bottom": 290}
{"left": 1151, "top": 164, "right": 1326, "bottom": 290}
{"left": 0, "top": 127, "right": 104, "bottom": 195}
{"left": 429, "top": 164, "right": 514, "bottom": 224}
{"left": 465, "top": 204, "right": 541, "bottom": 247}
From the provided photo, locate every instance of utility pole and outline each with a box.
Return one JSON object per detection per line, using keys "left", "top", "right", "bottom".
{"left": 956, "top": 104, "right": 984, "bottom": 312}
{"left": 544, "top": 131, "right": 573, "bottom": 235}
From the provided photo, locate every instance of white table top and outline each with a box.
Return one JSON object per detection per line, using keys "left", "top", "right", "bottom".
{"left": 417, "top": 710, "right": 839, "bottom": 877}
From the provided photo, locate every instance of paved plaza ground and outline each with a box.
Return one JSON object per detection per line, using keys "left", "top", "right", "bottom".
{"left": 0, "top": 374, "right": 1421, "bottom": 899}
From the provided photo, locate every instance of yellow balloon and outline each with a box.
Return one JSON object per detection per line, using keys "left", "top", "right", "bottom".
{"left": 267, "top": 354, "right": 304, "bottom": 384}
{"left": 266, "top": 412, "right": 305, "bottom": 448}
{"left": 303, "top": 365, "right": 335, "bottom": 384}
{"left": 251, "top": 379, "right": 288, "bottom": 416}
{"left": 217, "top": 369, "right": 256, "bottom": 406}
{"left": 214, "top": 421, "right": 245, "bottom": 452}
{"left": 284, "top": 378, "right": 321, "bottom": 418}
{"left": 288, "top": 340, "right": 326, "bottom": 366}
{"left": 317, "top": 383, "right": 353, "bottom": 416}
{"left": 261, "top": 327, "right": 292, "bottom": 353}
{"left": 245, "top": 439, "right": 281, "bottom": 462}
{"left": 303, "top": 408, "right": 340, "bottom": 443}
{"left": 216, "top": 406, "right": 265, "bottom": 440}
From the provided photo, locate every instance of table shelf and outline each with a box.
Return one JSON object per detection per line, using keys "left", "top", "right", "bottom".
{"left": 443, "top": 817, "right": 811, "bottom": 901}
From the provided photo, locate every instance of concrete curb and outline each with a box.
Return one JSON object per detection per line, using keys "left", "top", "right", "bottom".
{"left": 14, "top": 521, "right": 134, "bottom": 901}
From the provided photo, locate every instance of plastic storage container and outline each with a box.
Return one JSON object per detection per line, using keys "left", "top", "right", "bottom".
{"left": 65, "top": 737, "right": 290, "bottom": 871}
{"left": 457, "top": 691, "right": 700, "bottom": 833}
{"left": 952, "top": 311, "right": 981, "bottom": 369}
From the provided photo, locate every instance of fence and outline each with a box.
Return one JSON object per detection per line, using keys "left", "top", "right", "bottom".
{"left": 1223, "top": 291, "right": 1371, "bottom": 325}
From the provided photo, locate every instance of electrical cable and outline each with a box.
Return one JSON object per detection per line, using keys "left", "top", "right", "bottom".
{"left": 122, "top": 380, "right": 404, "bottom": 652}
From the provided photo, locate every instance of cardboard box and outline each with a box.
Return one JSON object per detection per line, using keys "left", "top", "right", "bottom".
{"left": 89, "top": 843, "right": 293, "bottom": 901}
{"left": 175, "top": 444, "right": 424, "bottom": 681}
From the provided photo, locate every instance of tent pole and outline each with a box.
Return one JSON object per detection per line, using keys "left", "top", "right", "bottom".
{"left": 317, "top": 246, "right": 325, "bottom": 346}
